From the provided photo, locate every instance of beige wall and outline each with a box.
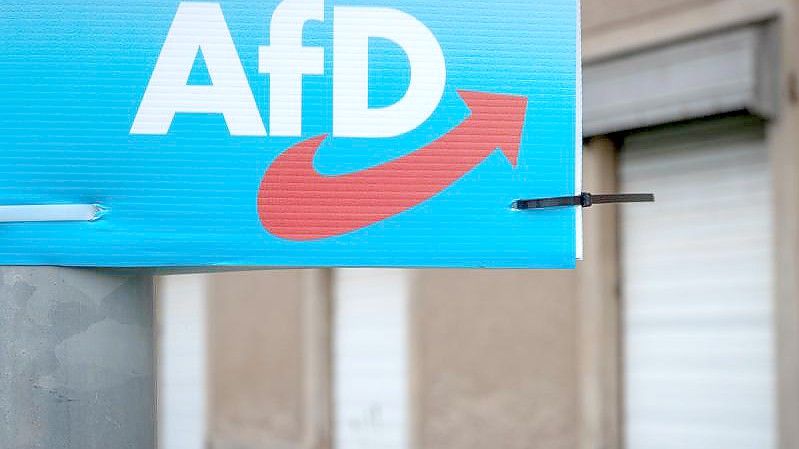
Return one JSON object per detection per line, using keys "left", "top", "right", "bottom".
{"left": 582, "top": 0, "right": 782, "bottom": 60}
{"left": 410, "top": 270, "right": 580, "bottom": 449}
{"left": 207, "top": 268, "right": 582, "bottom": 449}
{"left": 577, "top": 139, "right": 621, "bottom": 449}
{"left": 583, "top": 0, "right": 713, "bottom": 31}
{"left": 208, "top": 270, "right": 308, "bottom": 449}
{"left": 768, "top": 1, "right": 799, "bottom": 448}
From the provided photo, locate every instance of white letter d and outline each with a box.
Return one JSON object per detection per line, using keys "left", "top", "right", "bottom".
{"left": 333, "top": 7, "right": 446, "bottom": 138}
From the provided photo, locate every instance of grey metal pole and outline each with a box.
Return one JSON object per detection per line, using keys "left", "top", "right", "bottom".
{"left": 0, "top": 267, "right": 155, "bottom": 449}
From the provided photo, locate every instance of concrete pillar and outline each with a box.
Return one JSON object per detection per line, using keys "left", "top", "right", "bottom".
{"left": 0, "top": 267, "right": 155, "bottom": 449}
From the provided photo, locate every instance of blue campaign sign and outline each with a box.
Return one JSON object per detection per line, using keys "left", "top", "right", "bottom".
{"left": 0, "top": 0, "right": 580, "bottom": 269}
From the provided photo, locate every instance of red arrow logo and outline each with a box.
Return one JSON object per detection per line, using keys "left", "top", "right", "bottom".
{"left": 257, "top": 90, "right": 528, "bottom": 241}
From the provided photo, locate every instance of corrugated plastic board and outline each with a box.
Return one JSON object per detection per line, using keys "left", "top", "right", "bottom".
{"left": 0, "top": 0, "right": 580, "bottom": 268}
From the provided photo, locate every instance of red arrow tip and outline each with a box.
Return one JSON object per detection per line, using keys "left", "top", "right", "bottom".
{"left": 456, "top": 90, "right": 528, "bottom": 167}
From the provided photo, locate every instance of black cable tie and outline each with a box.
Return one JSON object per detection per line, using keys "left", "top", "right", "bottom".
{"left": 512, "top": 192, "right": 655, "bottom": 210}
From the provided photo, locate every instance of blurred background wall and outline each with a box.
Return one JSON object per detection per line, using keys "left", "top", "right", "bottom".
{"left": 156, "top": 0, "right": 799, "bottom": 448}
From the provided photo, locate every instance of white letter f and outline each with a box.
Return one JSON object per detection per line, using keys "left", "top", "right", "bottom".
{"left": 259, "top": 0, "right": 324, "bottom": 137}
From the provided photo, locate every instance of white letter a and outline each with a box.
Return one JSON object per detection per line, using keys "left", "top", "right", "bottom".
{"left": 131, "top": 2, "right": 266, "bottom": 136}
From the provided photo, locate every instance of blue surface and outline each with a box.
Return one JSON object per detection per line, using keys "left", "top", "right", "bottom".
{"left": 0, "top": 0, "right": 579, "bottom": 268}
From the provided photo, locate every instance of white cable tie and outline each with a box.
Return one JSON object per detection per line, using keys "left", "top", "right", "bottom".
{"left": 0, "top": 204, "right": 104, "bottom": 223}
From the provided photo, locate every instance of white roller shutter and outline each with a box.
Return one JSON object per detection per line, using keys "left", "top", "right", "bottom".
{"left": 334, "top": 269, "right": 410, "bottom": 449}
{"left": 620, "top": 117, "right": 777, "bottom": 449}
{"left": 157, "top": 274, "right": 208, "bottom": 449}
